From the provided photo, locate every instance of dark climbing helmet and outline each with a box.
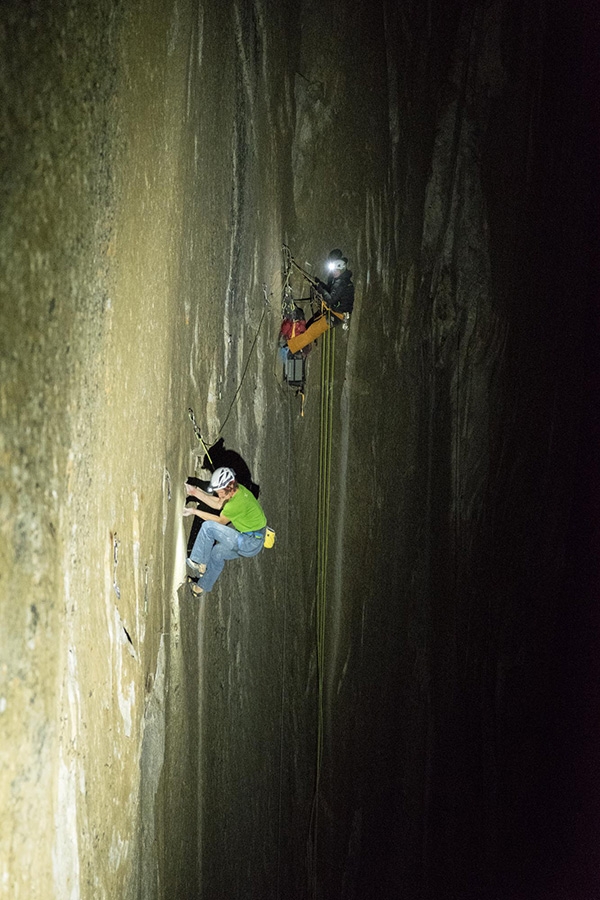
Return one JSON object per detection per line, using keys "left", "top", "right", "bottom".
{"left": 206, "top": 466, "right": 236, "bottom": 492}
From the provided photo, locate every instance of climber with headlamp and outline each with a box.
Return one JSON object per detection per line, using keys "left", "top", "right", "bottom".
{"left": 285, "top": 248, "right": 356, "bottom": 354}
{"left": 314, "top": 248, "right": 355, "bottom": 327}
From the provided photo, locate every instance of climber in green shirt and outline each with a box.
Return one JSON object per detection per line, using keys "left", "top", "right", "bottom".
{"left": 183, "top": 466, "right": 266, "bottom": 596}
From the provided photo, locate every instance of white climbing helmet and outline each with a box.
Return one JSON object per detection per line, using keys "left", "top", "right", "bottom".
{"left": 326, "top": 250, "right": 347, "bottom": 274}
{"left": 206, "top": 466, "right": 236, "bottom": 493}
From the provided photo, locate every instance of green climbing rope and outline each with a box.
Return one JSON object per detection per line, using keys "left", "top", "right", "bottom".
{"left": 282, "top": 243, "right": 337, "bottom": 896}
{"left": 309, "top": 320, "right": 336, "bottom": 898}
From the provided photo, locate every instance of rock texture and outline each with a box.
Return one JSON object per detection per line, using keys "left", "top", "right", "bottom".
{"left": 1, "top": 1, "right": 597, "bottom": 899}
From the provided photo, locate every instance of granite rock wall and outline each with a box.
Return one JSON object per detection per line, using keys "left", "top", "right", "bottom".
{"left": 1, "top": 1, "right": 596, "bottom": 898}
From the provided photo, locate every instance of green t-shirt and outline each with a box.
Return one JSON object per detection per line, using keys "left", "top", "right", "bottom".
{"left": 222, "top": 485, "right": 266, "bottom": 533}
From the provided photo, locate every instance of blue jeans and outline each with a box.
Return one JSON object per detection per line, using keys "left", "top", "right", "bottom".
{"left": 189, "top": 521, "right": 265, "bottom": 593}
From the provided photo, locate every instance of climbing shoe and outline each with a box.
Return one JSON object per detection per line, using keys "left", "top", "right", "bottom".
{"left": 186, "top": 558, "right": 206, "bottom": 576}
{"left": 190, "top": 582, "right": 204, "bottom": 597}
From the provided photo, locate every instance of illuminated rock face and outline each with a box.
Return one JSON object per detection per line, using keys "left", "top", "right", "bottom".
{"left": 0, "top": 1, "right": 595, "bottom": 899}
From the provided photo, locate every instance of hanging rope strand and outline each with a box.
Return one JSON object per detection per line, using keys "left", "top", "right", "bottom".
{"left": 309, "top": 321, "right": 336, "bottom": 899}
{"left": 217, "top": 297, "right": 270, "bottom": 437}
{"left": 276, "top": 393, "right": 293, "bottom": 900}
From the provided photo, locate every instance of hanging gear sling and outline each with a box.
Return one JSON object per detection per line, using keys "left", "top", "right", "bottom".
{"left": 280, "top": 315, "right": 308, "bottom": 388}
